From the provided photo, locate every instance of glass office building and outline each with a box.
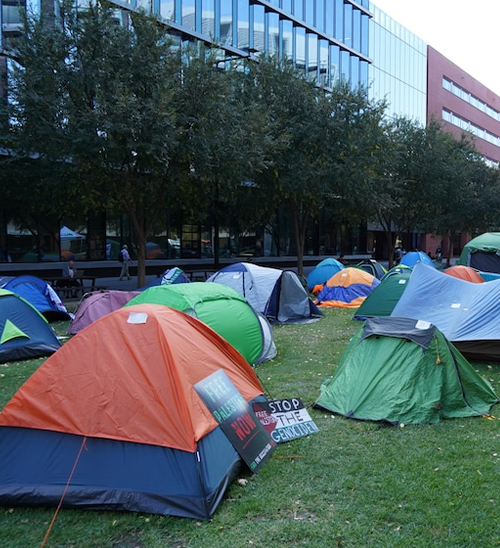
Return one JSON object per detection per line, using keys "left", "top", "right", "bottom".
{"left": 147, "top": 0, "right": 372, "bottom": 90}
{"left": 0, "top": 1, "right": 465, "bottom": 262}
{"left": 368, "top": 2, "right": 427, "bottom": 124}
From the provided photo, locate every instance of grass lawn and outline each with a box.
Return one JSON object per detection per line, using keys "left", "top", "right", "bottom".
{"left": 1, "top": 308, "right": 500, "bottom": 548}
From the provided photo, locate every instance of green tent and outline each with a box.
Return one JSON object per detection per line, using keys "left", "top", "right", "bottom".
{"left": 457, "top": 232, "right": 500, "bottom": 273}
{"left": 125, "top": 282, "right": 276, "bottom": 366}
{"left": 314, "top": 317, "right": 498, "bottom": 425}
{"left": 353, "top": 269, "right": 411, "bottom": 320}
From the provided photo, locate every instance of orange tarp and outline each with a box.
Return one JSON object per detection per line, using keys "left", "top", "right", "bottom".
{"left": 0, "top": 304, "right": 264, "bottom": 453}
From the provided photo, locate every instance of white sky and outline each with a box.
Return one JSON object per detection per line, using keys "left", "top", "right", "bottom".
{"left": 371, "top": 0, "right": 500, "bottom": 96}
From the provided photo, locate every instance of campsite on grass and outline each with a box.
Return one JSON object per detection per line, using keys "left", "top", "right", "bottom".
{"left": 2, "top": 255, "right": 500, "bottom": 547}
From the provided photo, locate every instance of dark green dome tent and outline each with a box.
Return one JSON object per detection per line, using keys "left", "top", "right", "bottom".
{"left": 457, "top": 232, "right": 500, "bottom": 273}
{"left": 126, "top": 282, "right": 276, "bottom": 366}
{"left": 353, "top": 268, "right": 411, "bottom": 320}
{"left": 314, "top": 317, "right": 498, "bottom": 425}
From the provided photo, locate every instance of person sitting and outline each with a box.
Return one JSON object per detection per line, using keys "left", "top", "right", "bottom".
{"left": 60, "top": 259, "right": 82, "bottom": 298}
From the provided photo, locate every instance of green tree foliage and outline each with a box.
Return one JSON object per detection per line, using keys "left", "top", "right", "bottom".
{"left": 173, "top": 52, "right": 271, "bottom": 263}
{"left": 1, "top": 1, "right": 184, "bottom": 284}
{"left": 248, "top": 58, "right": 384, "bottom": 274}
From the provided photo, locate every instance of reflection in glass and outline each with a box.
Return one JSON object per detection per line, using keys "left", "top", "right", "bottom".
{"left": 182, "top": 0, "right": 195, "bottom": 30}
{"left": 316, "top": 0, "right": 324, "bottom": 33}
{"left": 307, "top": 33, "right": 318, "bottom": 83}
{"left": 281, "top": 19, "right": 293, "bottom": 61}
{"left": 201, "top": 0, "right": 214, "bottom": 37}
{"left": 220, "top": 1, "right": 233, "bottom": 45}
{"left": 252, "top": 4, "right": 265, "bottom": 52}
{"left": 319, "top": 40, "right": 329, "bottom": 87}
{"left": 344, "top": 3, "right": 352, "bottom": 48}
{"left": 267, "top": 11, "right": 279, "bottom": 56}
{"left": 334, "top": 0, "right": 343, "bottom": 41}
{"left": 238, "top": 0, "right": 249, "bottom": 50}
{"left": 295, "top": 26, "right": 306, "bottom": 74}
{"left": 160, "top": 0, "right": 174, "bottom": 21}
{"left": 340, "top": 50, "right": 350, "bottom": 82}
{"left": 293, "top": 0, "right": 303, "bottom": 20}
{"left": 330, "top": 44, "right": 339, "bottom": 86}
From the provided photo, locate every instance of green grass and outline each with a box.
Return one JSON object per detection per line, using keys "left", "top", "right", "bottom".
{"left": 2, "top": 309, "right": 500, "bottom": 548}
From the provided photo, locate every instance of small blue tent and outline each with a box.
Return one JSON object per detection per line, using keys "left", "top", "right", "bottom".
{"left": 0, "top": 289, "right": 61, "bottom": 362}
{"left": 400, "top": 250, "right": 435, "bottom": 268}
{"left": 306, "top": 258, "right": 345, "bottom": 291}
{"left": 1, "top": 275, "right": 71, "bottom": 321}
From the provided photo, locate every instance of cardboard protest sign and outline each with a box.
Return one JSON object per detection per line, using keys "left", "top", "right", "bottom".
{"left": 252, "top": 398, "right": 319, "bottom": 443}
{"left": 194, "top": 369, "right": 276, "bottom": 473}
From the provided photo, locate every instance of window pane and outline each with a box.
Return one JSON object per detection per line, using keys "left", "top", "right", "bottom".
{"left": 160, "top": 0, "right": 175, "bottom": 20}
{"left": 344, "top": 3, "right": 352, "bottom": 48}
{"left": 330, "top": 44, "right": 339, "bottom": 85}
{"left": 334, "top": 0, "right": 343, "bottom": 41}
{"left": 221, "top": 1, "right": 233, "bottom": 45}
{"left": 307, "top": 33, "right": 318, "bottom": 83}
{"left": 267, "top": 12, "right": 280, "bottom": 56}
{"left": 252, "top": 4, "right": 265, "bottom": 52}
{"left": 238, "top": 0, "right": 249, "bottom": 49}
{"left": 281, "top": 19, "right": 293, "bottom": 60}
{"left": 201, "top": 0, "right": 214, "bottom": 36}
{"left": 295, "top": 26, "right": 306, "bottom": 73}
{"left": 319, "top": 39, "right": 328, "bottom": 87}
{"left": 294, "top": 0, "right": 303, "bottom": 20}
{"left": 182, "top": 0, "right": 195, "bottom": 30}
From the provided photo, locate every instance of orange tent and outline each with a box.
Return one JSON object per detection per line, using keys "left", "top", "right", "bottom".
{"left": 444, "top": 265, "right": 484, "bottom": 283}
{"left": 0, "top": 305, "right": 267, "bottom": 518}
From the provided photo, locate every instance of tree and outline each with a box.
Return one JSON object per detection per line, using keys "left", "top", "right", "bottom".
{"left": 353, "top": 116, "right": 431, "bottom": 269}
{"left": 248, "top": 58, "right": 363, "bottom": 275}
{"left": 173, "top": 52, "right": 271, "bottom": 264}
{"left": 423, "top": 126, "right": 500, "bottom": 265}
{"left": 1, "top": 1, "right": 183, "bottom": 285}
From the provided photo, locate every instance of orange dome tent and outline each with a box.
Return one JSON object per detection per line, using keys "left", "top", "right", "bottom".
{"left": 444, "top": 265, "right": 484, "bottom": 283}
{"left": 0, "top": 305, "right": 267, "bottom": 519}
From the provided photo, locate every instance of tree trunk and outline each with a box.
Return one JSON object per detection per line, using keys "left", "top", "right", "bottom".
{"left": 128, "top": 212, "right": 147, "bottom": 288}
{"left": 292, "top": 207, "right": 307, "bottom": 277}
{"left": 135, "top": 238, "right": 147, "bottom": 288}
{"left": 446, "top": 234, "right": 454, "bottom": 267}
{"left": 385, "top": 229, "right": 395, "bottom": 270}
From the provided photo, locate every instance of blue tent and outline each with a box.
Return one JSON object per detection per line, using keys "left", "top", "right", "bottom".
{"left": 306, "top": 258, "right": 345, "bottom": 291}
{"left": 1, "top": 275, "right": 71, "bottom": 321}
{"left": 400, "top": 250, "right": 435, "bottom": 268}
{"left": 0, "top": 289, "right": 61, "bottom": 362}
{"left": 391, "top": 262, "right": 500, "bottom": 361}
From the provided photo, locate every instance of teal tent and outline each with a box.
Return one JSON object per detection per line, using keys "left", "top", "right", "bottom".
{"left": 314, "top": 317, "right": 498, "bottom": 425}
{"left": 126, "top": 282, "right": 276, "bottom": 366}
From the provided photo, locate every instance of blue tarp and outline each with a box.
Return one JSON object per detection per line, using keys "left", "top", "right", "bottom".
{"left": 391, "top": 262, "right": 500, "bottom": 361}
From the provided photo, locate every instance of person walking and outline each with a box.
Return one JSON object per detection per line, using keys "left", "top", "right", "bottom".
{"left": 119, "top": 244, "right": 131, "bottom": 280}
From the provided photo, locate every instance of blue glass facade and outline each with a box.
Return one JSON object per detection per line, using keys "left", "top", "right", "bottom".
{"left": 368, "top": 2, "right": 427, "bottom": 123}
{"left": 149, "top": 0, "right": 372, "bottom": 89}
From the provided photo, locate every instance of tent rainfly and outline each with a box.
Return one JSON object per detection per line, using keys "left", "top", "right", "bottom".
{"left": 0, "top": 304, "right": 268, "bottom": 519}
{"left": 314, "top": 317, "right": 498, "bottom": 425}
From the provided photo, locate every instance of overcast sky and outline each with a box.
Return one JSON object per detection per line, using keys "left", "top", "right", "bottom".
{"left": 371, "top": 0, "right": 500, "bottom": 96}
